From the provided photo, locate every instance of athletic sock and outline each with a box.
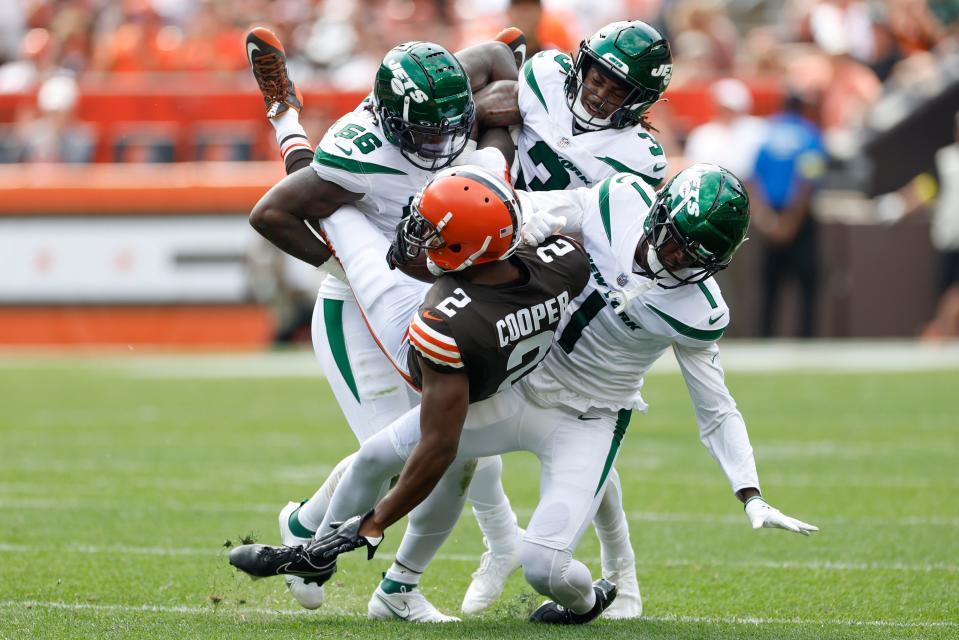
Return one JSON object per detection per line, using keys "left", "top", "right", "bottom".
{"left": 594, "top": 467, "right": 635, "bottom": 571}
{"left": 296, "top": 452, "right": 356, "bottom": 533}
{"left": 468, "top": 456, "right": 520, "bottom": 553}
{"left": 269, "top": 108, "right": 311, "bottom": 173}
{"left": 383, "top": 564, "right": 422, "bottom": 591}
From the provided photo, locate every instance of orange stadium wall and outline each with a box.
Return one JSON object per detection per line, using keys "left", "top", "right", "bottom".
{"left": 0, "top": 162, "right": 286, "bottom": 348}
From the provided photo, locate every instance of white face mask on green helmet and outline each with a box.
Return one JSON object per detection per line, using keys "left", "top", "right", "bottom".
{"left": 564, "top": 20, "right": 672, "bottom": 131}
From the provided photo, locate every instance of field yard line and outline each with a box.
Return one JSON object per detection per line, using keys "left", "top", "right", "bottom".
{"left": 1, "top": 497, "right": 956, "bottom": 527}
{"left": 0, "top": 543, "right": 954, "bottom": 573}
{"left": 0, "top": 600, "right": 955, "bottom": 628}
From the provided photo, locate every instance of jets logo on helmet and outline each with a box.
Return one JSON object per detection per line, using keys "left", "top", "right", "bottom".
{"left": 388, "top": 59, "right": 428, "bottom": 103}
{"left": 373, "top": 42, "right": 475, "bottom": 170}
{"left": 642, "top": 163, "right": 750, "bottom": 288}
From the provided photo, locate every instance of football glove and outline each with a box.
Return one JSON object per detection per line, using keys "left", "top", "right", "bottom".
{"left": 521, "top": 211, "right": 567, "bottom": 247}
{"left": 308, "top": 512, "right": 384, "bottom": 561}
{"left": 744, "top": 496, "right": 819, "bottom": 536}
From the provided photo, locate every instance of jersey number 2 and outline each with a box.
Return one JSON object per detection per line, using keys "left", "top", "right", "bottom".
{"left": 497, "top": 331, "right": 554, "bottom": 392}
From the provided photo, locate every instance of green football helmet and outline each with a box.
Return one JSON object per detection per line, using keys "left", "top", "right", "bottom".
{"left": 565, "top": 21, "right": 672, "bottom": 130}
{"left": 373, "top": 41, "right": 475, "bottom": 170}
{"left": 642, "top": 163, "right": 750, "bottom": 287}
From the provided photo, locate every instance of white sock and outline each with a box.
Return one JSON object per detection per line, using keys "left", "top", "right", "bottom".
{"left": 468, "top": 456, "right": 520, "bottom": 553}
{"left": 270, "top": 108, "right": 310, "bottom": 163}
{"left": 296, "top": 452, "right": 356, "bottom": 533}
{"left": 384, "top": 562, "right": 422, "bottom": 588}
{"left": 593, "top": 467, "right": 635, "bottom": 572}
{"left": 394, "top": 458, "right": 475, "bottom": 573}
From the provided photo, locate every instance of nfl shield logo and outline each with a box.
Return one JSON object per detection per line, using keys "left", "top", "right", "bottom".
{"left": 558, "top": 137, "right": 570, "bottom": 149}
{"left": 617, "top": 273, "right": 629, "bottom": 287}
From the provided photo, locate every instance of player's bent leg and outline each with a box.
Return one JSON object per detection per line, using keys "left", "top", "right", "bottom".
{"left": 319, "top": 206, "right": 428, "bottom": 372}
{"left": 521, "top": 543, "right": 596, "bottom": 615}
{"left": 463, "top": 455, "right": 524, "bottom": 615}
{"left": 519, "top": 400, "right": 627, "bottom": 623}
{"left": 318, "top": 423, "right": 408, "bottom": 534}
{"left": 594, "top": 466, "right": 642, "bottom": 619}
{"left": 311, "top": 295, "right": 419, "bottom": 443}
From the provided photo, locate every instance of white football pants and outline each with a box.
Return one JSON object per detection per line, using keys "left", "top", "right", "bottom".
{"left": 321, "top": 379, "right": 630, "bottom": 612}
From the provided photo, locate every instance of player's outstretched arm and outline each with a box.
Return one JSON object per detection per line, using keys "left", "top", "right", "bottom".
{"left": 359, "top": 360, "right": 469, "bottom": 539}
{"left": 249, "top": 168, "right": 362, "bottom": 267}
{"left": 673, "top": 343, "right": 818, "bottom": 535}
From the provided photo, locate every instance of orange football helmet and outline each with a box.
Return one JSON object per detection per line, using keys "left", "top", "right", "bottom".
{"left": 401, "top": 165, "right": 523, "bottom": 273}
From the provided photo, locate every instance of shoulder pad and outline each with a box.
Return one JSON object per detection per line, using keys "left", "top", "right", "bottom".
{"left": 594, "top": 130, "right": 667, "bottom": 188}
{"left": 644, "top": 279, "right": 729, "bottom": 343}
{"left": 408, "top": 305, "right": 463, "bottom": 369}
{"left": 520, "top": 49, "right": 570, "bottom": 114}
{"left": 314, "top": 111, "right": 408, "bottom": 177}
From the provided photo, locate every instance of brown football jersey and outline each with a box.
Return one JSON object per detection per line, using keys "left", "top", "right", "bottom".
{"left": 407, "top": 236, "right": 590, "bottom": 403}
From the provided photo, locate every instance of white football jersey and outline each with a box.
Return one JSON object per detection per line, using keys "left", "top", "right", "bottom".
{"left": 310, "top": 100, "right": 438, "bottom": 299}
{"left": 519, "top": 174, "right": 730, "bottom": 413}
{"left": 514, "top": 50, "right": 668, "bottom": 192}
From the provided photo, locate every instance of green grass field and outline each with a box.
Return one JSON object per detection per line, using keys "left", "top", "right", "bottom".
{"left": 0, "top": 350, "right": 956, "bottom": 639}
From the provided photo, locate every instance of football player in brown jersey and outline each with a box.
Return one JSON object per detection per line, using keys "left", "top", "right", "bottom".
{"left": 230, "top": 165, "right": 603, "bottom": 621}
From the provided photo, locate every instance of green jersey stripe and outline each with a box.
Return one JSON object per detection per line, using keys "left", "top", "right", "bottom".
{"left": 314, "top": 149, "right": 407, "bottom": 175}
{"left": 595, "top": 156, "right": 661, "bottom": 190}
{"left": 558, "top": 290, "right": 606, "bottom": 353}
{"left": 648, "top": 304, "right": 725, "bottom": 341}
{"left": 697, "top": 282, "right": 718, "bottom": 309}
{"left": 522, "top": 59, "right": 549, "bottom": 113}
{"left": 323, "top": 299, "right": 361, "bottom": 402}
{"left": 598, "top": 177, "right": 614, "bottom": 244}
{"left": 594, "top": 409, "right": 632, "bottom": 496}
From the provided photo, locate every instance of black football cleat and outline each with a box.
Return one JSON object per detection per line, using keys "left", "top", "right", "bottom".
{"left": 529, "top": 578, "right": 617, "bottom": 624}
{"left": 245, "top": 26, "right": 303, "bottom": 118}
{"left": 228, "top": 543, "right": 336, "bottom": 585}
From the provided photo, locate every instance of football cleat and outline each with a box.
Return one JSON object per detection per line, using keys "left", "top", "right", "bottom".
{"left": 461, "top": 529, "right": 524, "bottom": 615}
{"left": 602, "top": 556, "right": 642, "bottom": 619}
{"left": 228, "top": 542, "right": 336, "bottom": 585}
{"left": 529, "top": 578, "right": 617, "bottom": 625}
{"left": 245, "top": 26, "right": 303, "bottom": 118}
{"left": 368, "top": 583, "right": 461, "bottom": 623}
{"left": 495, "top": 27, "right": 527, "bottom": 70}
{"left": 278, "top": 501, "right": 325, "bottom": 610}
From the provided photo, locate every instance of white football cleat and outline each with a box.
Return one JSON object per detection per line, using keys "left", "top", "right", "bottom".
{"left": 602, "top": 556, "right": 642, "bottom": 619}
{"left": 368, "top": 584, "right": 460, "bottom": 622}
{"left": 278, "top": 500, "right": 325, "bottom": 610}
{"left": 461, "top": 529, "right": 524, "bottom": 615}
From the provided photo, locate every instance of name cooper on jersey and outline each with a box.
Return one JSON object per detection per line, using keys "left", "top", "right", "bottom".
{"left": 496, "top": 290, "right": 571, "bottom": 348}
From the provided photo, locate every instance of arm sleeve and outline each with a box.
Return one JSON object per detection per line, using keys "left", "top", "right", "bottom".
{"left": 673, "top": 341, "right": 760, "bottom": 494}
{"left": 517, "top": 185, "right": 593, "bottom": 233}
{"left": 408, "top": 309, "right": 464, "bottom": 371}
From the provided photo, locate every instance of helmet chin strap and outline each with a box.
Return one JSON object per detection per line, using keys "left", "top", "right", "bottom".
{"left": 571, "top": 86, "right": 612, "bottom": 130}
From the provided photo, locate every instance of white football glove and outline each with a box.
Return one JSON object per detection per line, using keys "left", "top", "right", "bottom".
{"left": 521, "top": 211, "right": 567, "bottom": 246}
{"left": 744, "top": 497, "right": 819, "bottom": 536}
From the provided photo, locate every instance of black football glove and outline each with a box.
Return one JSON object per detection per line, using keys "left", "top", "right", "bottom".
{"left": 386, "top": 218, "right": 420, "bottom": 270}
{"left": 307, "top": 511, "right": 383, "bottom": 561}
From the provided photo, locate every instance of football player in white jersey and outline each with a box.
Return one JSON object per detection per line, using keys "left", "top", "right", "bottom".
{"left": 231, "top": 163, "right": 816, "bottom": 626}
{"left": 460, "top": 20, "right": 674, "bottom": 617}
{"left": 512, "top": 20, "right": 672, "bottom": 193}
{"left": 244, "top": 28, "right": 525, "bottom": 617}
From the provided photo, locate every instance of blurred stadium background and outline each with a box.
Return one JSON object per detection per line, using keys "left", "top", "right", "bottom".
{"left": 1, "top": 0, "right": 958, "bottom": 347}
